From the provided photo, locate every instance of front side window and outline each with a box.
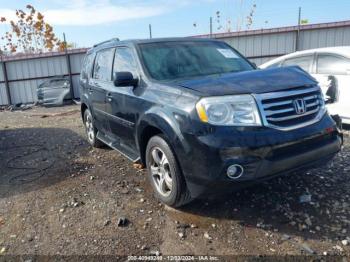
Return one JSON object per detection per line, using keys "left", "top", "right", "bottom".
{"left": 317, "top": 54, "right": 350, "bottom": 75}
{"left": 138, "top": 41, "right": 253, "bottom": 81}
{"left": 283, "top": 55, "right": 313, "bottom": 72}
{"left": 113, "top": 47, "right": 138, "bottom": 77}
{"left": 93, "top": 48, "right": 115, "bottom": 81}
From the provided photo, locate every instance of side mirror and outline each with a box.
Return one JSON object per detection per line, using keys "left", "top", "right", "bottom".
{"left": 113, "top": 72, "right": 138, "bottom": 87}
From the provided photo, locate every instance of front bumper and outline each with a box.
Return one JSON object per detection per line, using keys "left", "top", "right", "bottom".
{"left": 177, "top": 115, "right": 342, "bottom": 198}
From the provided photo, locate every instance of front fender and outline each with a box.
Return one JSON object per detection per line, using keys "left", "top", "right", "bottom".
{"left": 137, "top": 107, "right": 191, "bottom": 151}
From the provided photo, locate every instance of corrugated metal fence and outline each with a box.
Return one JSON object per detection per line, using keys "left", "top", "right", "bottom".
{"left": 207, "top": 20, "right": 350, "bottom": 65}
{"left": 0, "top": 49, "right": 87, "bottom": 105}
{"left": 1, "top": 20, "right": 350, "bottom": 105}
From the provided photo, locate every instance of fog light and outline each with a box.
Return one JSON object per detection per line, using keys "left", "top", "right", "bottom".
{"left": 227, "top": 164, "right": 244, "bottom": 179}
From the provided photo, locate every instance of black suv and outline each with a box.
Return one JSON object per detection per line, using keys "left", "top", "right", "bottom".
{"left": 80, "top": 38, "right": 342, "bottom": 207}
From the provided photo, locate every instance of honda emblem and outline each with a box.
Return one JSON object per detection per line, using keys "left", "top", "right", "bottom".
{"left": 293, "top": 99, "right": 307, "bottom": 115}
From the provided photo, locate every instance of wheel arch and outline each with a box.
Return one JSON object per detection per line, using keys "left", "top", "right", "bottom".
{"left": 136, "top": 109, "right": 190, "bottom": 166}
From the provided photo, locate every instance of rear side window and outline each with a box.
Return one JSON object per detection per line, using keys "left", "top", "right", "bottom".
{"left": 81, "top": 53, "right": 94, "bottom": 79}
{"left": 93, "top": 48, "right": 115, "bottom": 81}
{"left": 283, "top": 55, "right": 313, "bottom": 72}
{"left": 113, "top": 47, "right": 138, "bottom": 77}
{"left": 317, "top": 54, "right": 350, "bottom": 75}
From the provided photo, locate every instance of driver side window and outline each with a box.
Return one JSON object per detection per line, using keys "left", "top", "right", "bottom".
{"left": 113, "top": 47, "right": 138, "bottom": 78}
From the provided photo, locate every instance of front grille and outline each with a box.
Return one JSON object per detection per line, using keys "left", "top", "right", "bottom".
{"left": 255, "top": 86, "right": 325, "bottom": 130}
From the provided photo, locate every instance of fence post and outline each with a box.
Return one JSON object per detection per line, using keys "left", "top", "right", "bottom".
{"left": 295, "top": 7, "right": 301, "bottom": 51}
{"left": 63, "top": 33, "right": 74, "bottom": 99}
{"left": 1, "top": 60, "right": 12, "bottom": 105}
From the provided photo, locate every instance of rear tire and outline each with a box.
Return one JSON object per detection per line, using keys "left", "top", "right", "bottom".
{"left": 83, "top": 109, "right": 104, "bottom": 148}
{"left": 146, "top": 135, "right": 192, "bottom": 207}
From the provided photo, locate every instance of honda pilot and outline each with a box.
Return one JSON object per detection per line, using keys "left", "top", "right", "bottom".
{"left": 79, "top": 38, "right": 342, "bottom": 207}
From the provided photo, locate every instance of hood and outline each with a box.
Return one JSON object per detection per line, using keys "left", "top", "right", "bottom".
{"left": 177, "top": 66, "right": 317, "bottom": 96}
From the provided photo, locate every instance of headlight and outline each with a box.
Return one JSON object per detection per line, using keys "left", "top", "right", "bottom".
{"left": 196, "top": 95, "right": 262, "bottom": 126}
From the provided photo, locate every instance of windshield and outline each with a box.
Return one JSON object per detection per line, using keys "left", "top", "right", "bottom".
{"left": 138, "top": 41, "right": 254, "bottom": 81}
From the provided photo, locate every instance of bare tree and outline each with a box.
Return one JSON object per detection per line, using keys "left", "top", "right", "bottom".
{"left": 245, "top": 4, "right": 256, "bottom": 30}
{"left": 0, "top": 5, "right": 63, "bottom": 54}
{"left": 202, "top": 1, "right": 257, "bottom": 33}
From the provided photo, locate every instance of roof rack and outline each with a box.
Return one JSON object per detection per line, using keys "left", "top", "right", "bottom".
{"left": 93, "top": 37, "right": 120, "bottom": 48}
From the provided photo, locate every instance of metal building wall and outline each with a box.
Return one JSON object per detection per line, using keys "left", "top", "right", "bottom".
{"left": 210, "top": 21, "right": 350, "bottom": 66}
{"left": 299, "top": 27, "right": 350, "bottom": 50}
{"left": 223, "top": 31, "right": 297, "bottom": 66}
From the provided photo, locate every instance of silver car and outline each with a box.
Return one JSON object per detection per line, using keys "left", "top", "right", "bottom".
{"left": 37, "top": 76, "right": 71, "bottom": 106}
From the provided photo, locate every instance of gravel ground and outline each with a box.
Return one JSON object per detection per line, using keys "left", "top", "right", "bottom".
{"left": 0, "top": 105, "right": 349, "bottom": 258}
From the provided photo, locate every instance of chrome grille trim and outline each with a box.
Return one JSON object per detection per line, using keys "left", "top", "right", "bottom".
{"left": 254, "top": 86, "right": 326, "bottom": 131}
{"left": 266, "top": 107, "right": 319, "bottom": 122}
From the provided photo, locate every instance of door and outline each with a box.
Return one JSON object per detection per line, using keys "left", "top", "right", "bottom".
{"left": 89, "top": 48, "right": 115, "bottom": 133}
{"left": 312, "top": 53, "right": 350, "bottom": 121}
{"left": 105, "top": 47, "right": 140, "bottom": 160}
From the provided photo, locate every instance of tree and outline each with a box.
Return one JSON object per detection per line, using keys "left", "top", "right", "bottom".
{"left": 300, "top": 19, "right": 309, "bottom": 25}
{"left": 196, "top": 2, "right": 257, "bottom": 33}
{"left": 245, "top": 4, "right": 256, "bottom": 30}
{"left": 0, "top": 5, "right": 63, "bottom": 54}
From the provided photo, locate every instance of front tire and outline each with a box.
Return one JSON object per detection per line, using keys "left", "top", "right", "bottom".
{"left": 146, "top": 135, "right": 192, "bottom": 207}
{"left": 83, "top": 109, "right": 104, "bottom": 148}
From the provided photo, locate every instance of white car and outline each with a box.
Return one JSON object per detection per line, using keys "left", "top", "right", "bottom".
{"left": 260, "top": 47, "right": 350, "bottom": 124}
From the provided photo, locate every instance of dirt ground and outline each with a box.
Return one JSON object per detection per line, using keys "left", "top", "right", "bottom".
{"left": 0, "top": 105, "right": 349, "bottom": 258}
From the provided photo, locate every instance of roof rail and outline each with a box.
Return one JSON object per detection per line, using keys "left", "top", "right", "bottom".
{"left": 93, "top": 37, "right": 120, "bottom": 48}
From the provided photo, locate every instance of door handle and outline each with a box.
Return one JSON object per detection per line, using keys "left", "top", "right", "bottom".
{"left": 88, "top": 87, "right": 93, "bottom": 94}
{"left": 106, "top": 93, "right": 113, "bottom": 102}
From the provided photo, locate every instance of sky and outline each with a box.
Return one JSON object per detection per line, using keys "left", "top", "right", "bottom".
{"left": 0, "top": 0, "right": 350, "bottom": 48}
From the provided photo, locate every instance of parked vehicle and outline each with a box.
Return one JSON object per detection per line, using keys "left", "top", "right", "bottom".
{"left": 260, "top": 47, "right": 350, "bottom": 124}
{"left": 37, "top": 76, "right": 71, "bottom": 106}
{"left": 79, "top": 38, "right": 342, "bottom": 207}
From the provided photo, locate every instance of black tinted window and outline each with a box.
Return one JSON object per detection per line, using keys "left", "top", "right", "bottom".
{"left": 113, "top": 48, "right": 138, "bottom": 77}
{"left": 283, "top": 55, "right": 313, "bottom": 72}
{"left": 139, "top": 41, "right": 253, "bottom": 81}
{"left": 317, "top": 54, "right": 350, "bottom": 75}
{"left": 93, "top": 48, "right": 115, "bottom": 81}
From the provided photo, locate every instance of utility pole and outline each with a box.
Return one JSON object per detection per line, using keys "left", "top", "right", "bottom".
{"left": 296, "top": 7, "right": 301, "bottom": 51}
{"left": 149, "top": 24, "right": 152, "bottom": 39}
{"left": 63, "top": 33, "right": 74, "bottom": 100}
{"left": 210, "top": 17, "right": 213, "bottom": 38}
